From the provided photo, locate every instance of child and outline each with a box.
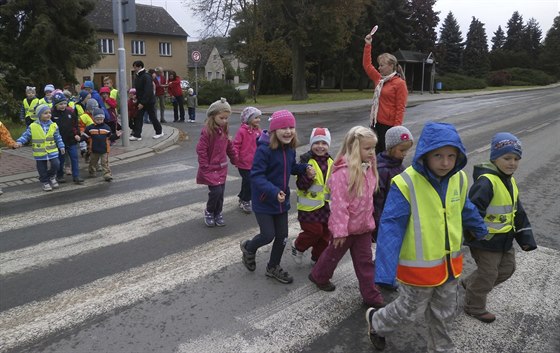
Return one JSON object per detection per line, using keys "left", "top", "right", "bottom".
{"left": 196, "top": 98, "right": 238, "bottom": 227}
{"left": 50, "top": 93, "right": 84, "bottom": 184}
{"left": 232, "top": 106, "right": 262, "bottom": 213}
{"left": 14, "top": 104, "right": 66, "bottom": 191}
{"left": 99, "top": 86, "right": 120, "bottom": 138}
{"left": 240, "top": 110, "right": 315, "bottom": 284}
{"left": 365, "top": 122, "right": 488, "bottom": 352}
{"left": 127, "top": 88, "right": 138, "bottom": 133}
{"left": 82, "top": 108, "right": 115, "bottom": 181}
{"left": 291, "top": 127, "right": 333, "bottom": 265}
{"left": 0, "top": 121, "right": 18, "bottom": 195}
{"left": 186, "top": 88, "right": 197, "bottom": 123}
{"left": 373, "top": 125, "right": 414, "bottom": 242}
{"left": 20, "top": 86, "right": 39, "bottom": 126}
{"left": 38, "top": 84, "right": 55, "bottom": 107}
{"left": 462, "top": 132, "right": 536, "bottom": 323}
{"left": 309, "top": 126, "right": 385, "bottom": 308}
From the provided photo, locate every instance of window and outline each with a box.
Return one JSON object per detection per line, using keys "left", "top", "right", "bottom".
{"left": 207, "top": 72, "right": 212, "bottom": 80}
{"left": 98, "top": 39, "right": 114, "bottom": 54}
{"left": 159, "top": 42, "right": 172, "bottom": 56}
{"left": 131, "top": 40, "right": 145, "bottom": 55}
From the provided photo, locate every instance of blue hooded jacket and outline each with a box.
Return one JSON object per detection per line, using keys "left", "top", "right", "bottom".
{"left": 250, "top": 130, "right": 308, "bottom": 214}
{"left": 374, "top": 122, "right": 488, "bottom": 286}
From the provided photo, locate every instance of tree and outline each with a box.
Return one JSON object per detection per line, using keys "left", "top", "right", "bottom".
{"left": 0, "top": 0, "right": 100, "bottom": 118}
{"left": 437, "top": 11, "right": 463, "bottom": 73}
{"left": 503, "top": 11, "right": 525, "bottom": 51}
{"left": 408, "top": 0, "right": 439, "bottom": 53}
{"left": 523, "top": 18, "right": 543, "bottom": 57}
{"left": 463, "top": 17, "right": 489, "bottom": 77}
{"left": 539, "top": 13, "right": 560, "bottom": 79}
{"left": 491, "top": 25, "right": 506, "bottom": 51}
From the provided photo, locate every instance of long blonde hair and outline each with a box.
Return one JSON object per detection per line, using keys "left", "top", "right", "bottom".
{"left": 335, "top": 126, "right": 379, "bottom": 197}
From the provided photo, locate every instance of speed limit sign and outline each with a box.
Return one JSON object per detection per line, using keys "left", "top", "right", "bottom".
{"left": 191, "top": 50, "right": 201, "bottom": 63}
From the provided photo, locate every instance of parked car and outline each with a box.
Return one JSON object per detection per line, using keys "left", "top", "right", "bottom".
{"left": 180, "top": 80, "right": 190, "bottom": 90}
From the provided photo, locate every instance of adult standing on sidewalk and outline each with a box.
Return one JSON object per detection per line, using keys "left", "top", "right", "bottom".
{"left": 167, "top": 70, "right": 186, "bottom": 122}
{"left": 154, "top": 67, "right": 168, "bottom": 123}
{"left": 363, "top": 26, "right": 408, "bottom": 154}
{"left": 131, "top": 60, "right": 164, "bottom": 141}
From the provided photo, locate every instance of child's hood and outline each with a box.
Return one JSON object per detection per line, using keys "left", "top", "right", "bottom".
{"left": 412, "top": 122, "right": 467, "bottom": 177}
{"left": 257, "top": 129, "right": 270, "bottom": 146}
{"left": 377, "top": 151, "right": 402, "bottom": 169}
{"left": 473, "top": 161, "right": 510, "bottom": 180}
{"left": 331, "top": 155, "right": 348, "bottom": 173}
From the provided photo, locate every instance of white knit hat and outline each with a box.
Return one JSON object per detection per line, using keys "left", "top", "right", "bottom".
{"left": 207, "top": 97, "right": 231, "bottom": 117}
{"left": 309, "top": 127, "right": 331, "bottom": 146}
{"left": 385, "top": 126, "right": 413, "bottom": 150}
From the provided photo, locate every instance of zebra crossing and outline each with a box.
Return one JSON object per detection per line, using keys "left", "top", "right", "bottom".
{"left": 1, "top": 163, "right": 559, "bottom": 353}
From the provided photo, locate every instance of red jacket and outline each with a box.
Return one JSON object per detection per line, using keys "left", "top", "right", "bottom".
{"left": 196, "top": 126, "right": 238, "bottom": 186}
{"left": 155, "top": 75, "right": 167, "bottom": 96}
{"left": 167, "top": 77, "right": 183, "bottom": 97}
{"left": 363, "top": 43, "right": 408, "bottom": 126}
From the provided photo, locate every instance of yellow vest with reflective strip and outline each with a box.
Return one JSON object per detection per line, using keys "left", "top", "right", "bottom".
{"left": 23, "top": 98, "right": 40, "bottom": 119}
{"left": 30, "top": 122, "right": 58, "bottom": 157}
{"left": 480, "top": 173, "right": 517, "bottom": 239}
{"left": 393, "top": 167, "right": 466, "bottom": 287}
{"left": 297, "top": 158, "right": 333, "bottom": 211}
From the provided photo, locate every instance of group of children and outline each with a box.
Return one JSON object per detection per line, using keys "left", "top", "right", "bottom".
{"left": 195, "top": 97, "right": 536, "bottom": 352}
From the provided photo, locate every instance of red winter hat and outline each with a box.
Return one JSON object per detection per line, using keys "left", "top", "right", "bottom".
{"left": 269, "top": 110, "right": 296, "bottom": 131}
{"left": 309, "top": 127, "right": 331, "bottom": 146}
{"left": 99, "top": 86, "right": 111, "bottom": 94}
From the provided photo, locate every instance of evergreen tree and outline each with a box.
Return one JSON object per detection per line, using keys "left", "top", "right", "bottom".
{"left": 503, "top": 11, "right": 525, "bottom": 51}
{"left": 437, "top": 11, "right": 464, "bottom": 73}
{"left": 539, "top": 13, "right": 560, "bottom": 79}
{"left": 463, "top": 17, "right": 489, "bottom": 77}
{"left": 523, "top": 18, "right": 543, "bottom": 57}
{"left": 408, "top": 0, "right": 439, "bottom": 53}
{"left": 491, "top": 25, "right": 506, "bottom": 51}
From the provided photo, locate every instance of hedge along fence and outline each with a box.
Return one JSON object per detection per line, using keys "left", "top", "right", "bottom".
{"left": 197, "top": 80, "right": 246, "bottom": 106}
{"left": 436, "top": 73, "right": 487, "bottom": 91}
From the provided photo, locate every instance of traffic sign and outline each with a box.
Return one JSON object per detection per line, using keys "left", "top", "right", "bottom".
{"left": 191, "top": 51, "right": 201, "bottom": 63}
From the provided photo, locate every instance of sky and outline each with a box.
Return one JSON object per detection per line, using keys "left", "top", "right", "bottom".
{"left": 137, "top": 0, "right": 559, "bottom": 43}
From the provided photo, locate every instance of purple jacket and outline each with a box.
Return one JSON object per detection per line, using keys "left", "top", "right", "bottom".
{"left": 196, "top": 126, "right": 237, "bottom": 186}
{"left": 373, "top": 152, "right": 405, "bottom": 239}
{"left": 232, "top": 123, "right": 261, "bottom": 170}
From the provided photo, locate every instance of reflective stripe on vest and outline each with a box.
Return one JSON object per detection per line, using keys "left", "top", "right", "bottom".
{"left": 393, "top": 167, "right": 466, "bottom": 287}
{"left": 480, "top": 173, "right": 518, "bottom": 239}
{"left": 30, "top": 122, "right": 58, "bottom": 157}
{"left": 23, "top": 98, "right": 40, "bottom": 119}
{"left": 297, "top": 158, "right": 333, "bottom": 211}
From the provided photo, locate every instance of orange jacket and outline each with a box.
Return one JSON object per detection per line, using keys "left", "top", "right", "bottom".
{"left": 363, "top": 43, "right": 408, "bottom": 127}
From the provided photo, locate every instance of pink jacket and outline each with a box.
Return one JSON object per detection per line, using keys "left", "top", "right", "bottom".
{"left": 196, "top": 126, "right": 238, "bottom": 186}
{"left": 328, "top": 156, "right": 377, "bottom": 238}
{"left": 232, "top": 124, "right": 262, "bottom": 170}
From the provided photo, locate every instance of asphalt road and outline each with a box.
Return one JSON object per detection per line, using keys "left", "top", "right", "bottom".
{"left": 1, "top": 87, "right": 559, "bottom": 353}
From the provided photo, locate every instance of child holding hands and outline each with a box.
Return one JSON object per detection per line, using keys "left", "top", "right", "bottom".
{"left": 462, "top": 132, "right": 536, "bottom": 323}
{"left": 196, "top": 98, "right": 238, "bottom": 227}
{"left": 232, "top": 106, "right": 262, "bottom": 213}
{"left": 309, "top": 126, "right": 385, "bottom": 309}
{"left": 240, "top": 110, "right": 315, "bottom": 284}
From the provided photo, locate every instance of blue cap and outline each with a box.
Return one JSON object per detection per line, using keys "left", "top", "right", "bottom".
{"left": 490, "top": 132, "right": 522, "bottom": 161}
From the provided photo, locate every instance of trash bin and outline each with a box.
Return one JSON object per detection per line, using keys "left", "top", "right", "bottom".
{"left": 436, "top": 81, "right": 443, "bottom": 90}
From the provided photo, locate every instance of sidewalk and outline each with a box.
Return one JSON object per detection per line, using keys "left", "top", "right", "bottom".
{"left": 2, "top": 84, "right": 557, "bottom": 187}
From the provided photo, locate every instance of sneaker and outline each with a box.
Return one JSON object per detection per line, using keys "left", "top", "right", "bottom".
{"left": 240, "top": 200, "right": 252, "bottom": 213}
{"left": 465, "top": 310, "right": 496, "bottom": 323}
{"left": 104, "top": 175, "right": 113, "bottom": 182}
{"left": 56, "top": 176, "right": 66, "bottom": 183}
{"left": 366, "top": 308, "right": 386, "bottom": 350}
{"left": 73, "top": 177, "right": 84, "bottom": 184}
{"left": 214, "top": 213, "right": 225, "bottom": 227}
{"left": 42, "top": 183, "right": 53, "bottom": 192}
{"left": 240, "top": 240, "right": 256, "bottom": 271}
{"left": 308, "top": 273, "right": 335, "bottom": 291}
{"left": 204, "top": 210, "right": 215, "bottom": 227}
{"left": 160, "top": 119, "right": 167, "bottom": 123}
{"left": 291, "top": 239, "right": 304, "bottom": 265}
{"left": 49, "top": 177, "right": 59, "bottom": 189}
{"left": 65, "top": 167, "right": 71, "bottom": 175}
{"left": 266, "top": 265, "right": 293, "bottom": 284}
{"left": 129, "top": 136, "right": 142, "bottom": 141}
{"left": 153, "top": 132, "right": 164, "bottom": 139}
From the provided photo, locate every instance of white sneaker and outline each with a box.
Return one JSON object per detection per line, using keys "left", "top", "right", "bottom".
{"left": 152, "top": 132, "right": 164, "bottom": 139}
{"left": 291, "top": 239, "right": 304, "bottom": 265}
{"left": 49, "top": 177, "right": 59, "bottom": 189}
{"left": 42, "top": 183, "right": 53, "bottom": 192}
{"left": 129, "top": 136, "right": 142, "bottom": 141}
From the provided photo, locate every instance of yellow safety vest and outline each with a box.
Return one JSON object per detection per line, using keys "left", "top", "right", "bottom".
{"left": 480, "top": 173, "right": 517, "bottom": 239}
{"left": 38, "top": 98, "right": 53, "bottom": 108}
{"left": 393, "top": 167, "right": 467, "bottom": 287}
{"left": 30, "top": 122, "right": 58, "bottom": 157}
{"left": 23, "top": 98, "right": 40, "bottom": 119}
{"left": 297, "top": 158, "right": 333, "bottom": 211}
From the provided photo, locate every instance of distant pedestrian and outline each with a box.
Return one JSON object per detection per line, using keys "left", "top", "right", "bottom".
{"left": 363, "top": 26, "right": 408, "bottom": 154}
{"left": 291, "top": 127, "right": 333, "bottom": 265}
{"left": 82, "top": 108, "right": 115, "bottom": 182}
{"left": 167, "top": 70, "right": 185, "bottom": 122}
{"left": 365, "top": 122, "right": 488, "bottom": 352}
{"left": 232, "top": 106, "right": 263, "bottom": 213}
{"left": 131, "top": 60, "right": 163, "bottom": 141}
{"left": 186, "top": 88, "right": 197, "bottom": 122}
{"left": 20, "top": 86, "right": 39, "bottom": 126}
{"left": 127, "top": 88, "right": 138, "bottom": 132}
{"left": 38, "top": 84, "right": 55, "bottom": 107}
{"left": 14, "top": 104, "right": 66, "bottom": 192}
{"left": 196, "top": 98, "right": 238, "bottom": 227}
{"left": 240, "top": 110, "right": 315, "bottom": 284}
{"left": 462, "top": 132, "right": 536, "bottom": 323}
{"left": 83, "top": 80, "right": 109, "bottom": 122}
{"left": 154, "top": 67, "right": 168, "bottom": 123}
{"left": 309, "top": 126, "right": 385, "bottom": 309}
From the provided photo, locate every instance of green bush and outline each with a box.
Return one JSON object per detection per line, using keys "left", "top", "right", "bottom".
{"left": 436, "top": 73, "right": 487, "bottom": 90}
{"left": 487, "top": 71, "right": 512, "bottom": 86}
{"left": 197, "top": 80, "right": 246, "bottom": 105}
{"left": 504, "top": 68, "right": 556, "bottom": 86}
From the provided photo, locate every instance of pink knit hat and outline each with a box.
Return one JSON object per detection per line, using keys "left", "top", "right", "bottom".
{"left": 269, "top": 110, "right": 296, "bottom": 131}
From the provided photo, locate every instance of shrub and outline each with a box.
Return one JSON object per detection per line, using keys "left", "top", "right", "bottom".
{"left": 197, "top": 80, "right": 246, "bottom": 105}
{"left": 436, "top": 73, "right": 487, "bottom": 90}
{"left": 487, "top": 71, "right": 512, "bottom": 86}
{"left": 486, "top": 68, "right": 556, "bottom": 86}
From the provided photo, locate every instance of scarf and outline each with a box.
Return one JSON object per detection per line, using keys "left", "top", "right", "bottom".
{"left": 369, "top": 71, "right": 396, "bottom": 127}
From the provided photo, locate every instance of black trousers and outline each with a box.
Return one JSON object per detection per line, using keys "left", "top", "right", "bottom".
{"left": 133, "top": 102, "right": 162, "bottom": 137}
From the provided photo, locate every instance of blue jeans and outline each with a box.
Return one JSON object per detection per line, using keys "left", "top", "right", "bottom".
{"left": 37, "top": 158, "right": 60, "bottom": 183}
{"left": 57, "top": 144, "right": 80, "bottom": 179}
{"left": 245, "top": 212, "right": 289, "bottom": 268}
